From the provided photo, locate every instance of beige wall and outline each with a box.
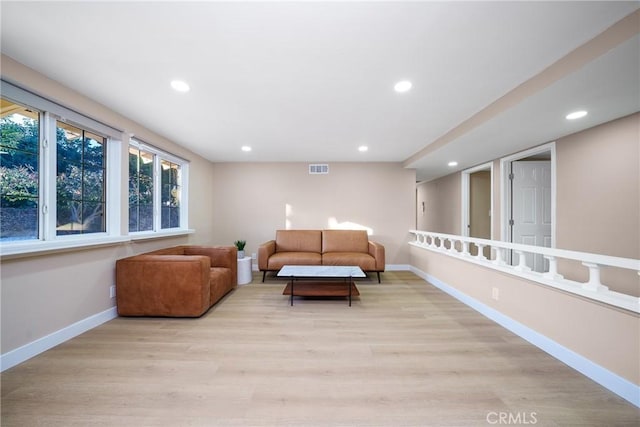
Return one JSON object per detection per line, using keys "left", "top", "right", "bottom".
{"left": 210, "top": 162, "right": 416, "bottom": 266}
{"left": 417, "top": 161, "right": 502, "bottom": 237}
{"left": 412, "top": 115, "right": 640, "bottom": 388}
{"left": 416, "top": 114, "right": 639, "bottom": 295}
{"left": 1, "top": 56, "right": 217, "bottom": 353}
{"left": 556, "top": 113, "right": 639, "bottom": 294}
{"left": 416, "top": 172, "right": 461, "bottom": 234}
{"left": 410, "top": 246, "right": 640, "bottom": 386}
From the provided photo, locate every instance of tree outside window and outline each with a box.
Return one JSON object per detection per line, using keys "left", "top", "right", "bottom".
{"left": 128, "top": 146, "right": 154, "bottom": 232}
{"left": 0, "top": 100, "right": 39, "bottom": 241}
{"left": 129, "top": 142, "right": 184, "bottom": 233}
{"left": 56, "top": 121, "right": 106, "bottom": 235}
{"left": 161, "top": 160, "right": 180, "bottom": 229}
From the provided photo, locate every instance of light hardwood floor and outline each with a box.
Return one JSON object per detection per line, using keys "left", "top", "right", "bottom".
{"left": 2, "top": 271, "right": 639, "bottom": 426}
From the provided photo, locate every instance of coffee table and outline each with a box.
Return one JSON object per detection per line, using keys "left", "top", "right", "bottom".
{"left": 278, "top": 265, "right": 365, "bottom": 306}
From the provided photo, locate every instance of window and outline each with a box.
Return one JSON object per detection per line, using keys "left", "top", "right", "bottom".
{"left": 0, "top": 99, "right": 40, "bottom": 241}
{"left": 129, "top": 139, "right": 187, "bottom": 234}
{"left": 1, "top": 88, "right": 113, "bottom": 245}
{"left": 56, "top": 121, "right": 106, "bottom": 235}
{"left": 0, "top": 80, "right": 191, "bottom": 256}
{"left": 128, "top": 145, "right": 154, "bottom": 232}
{"left": 161, "top": 159, "right": 181, "bottom": 229}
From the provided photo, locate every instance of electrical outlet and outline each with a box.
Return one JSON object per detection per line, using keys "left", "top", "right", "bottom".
{"left": 251, "top": 253, "right": 257, "bottom": 260}
{"left": 110, "top": 285, "right": 116, "bottom": 299}
{"left": 491, "top": 287, "right": 499, "bottom": 301}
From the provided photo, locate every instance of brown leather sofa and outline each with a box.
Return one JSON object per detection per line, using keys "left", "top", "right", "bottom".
{"left": 116, "top": 245, "right": 237, "bottom": 317}
{"left": 258, "top": 229, "right": 385, "bottom": 282}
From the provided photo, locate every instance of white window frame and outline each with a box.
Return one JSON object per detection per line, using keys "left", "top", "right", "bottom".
{"left": 0, "top": 81, "right": 192, "bottom": 257}
{"left": 128, "top": 140, "right": 190, "bottom": 239}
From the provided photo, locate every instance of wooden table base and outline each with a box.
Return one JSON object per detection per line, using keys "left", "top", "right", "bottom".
{"left": 282, "top": 281, "right": 359, "bottom": 306}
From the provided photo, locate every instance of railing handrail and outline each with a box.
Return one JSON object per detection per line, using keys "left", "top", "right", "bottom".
{"left": 409, "top": 229, "right": 640, "bottom": 314}
{"left": 409, "top": 230, "right": 640, "bottom": 271}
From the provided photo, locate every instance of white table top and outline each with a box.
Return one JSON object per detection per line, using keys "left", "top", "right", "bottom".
{"left": 277, "top": 265, "right": 365, "bottom": 278}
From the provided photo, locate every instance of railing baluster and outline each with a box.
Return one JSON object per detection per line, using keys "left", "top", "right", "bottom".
{"left": 448, "top": 238, "right": 457, "bottom": 253}
{"left": 475, "top": 244, "right": 487, "bottom": 261}
{"left": 543, "top": 256, "right": 563, "bottom": 280}
{"left": 514, "top": 250, "right": 531, "bottom": 272}
{"left": 462, "top": 241, "right": 470, "bottom": 256}
{"left": 582, "top": 262, "right": 609, "bottom": 291}
{"left": 493, "top": 247, "right": 505, "bottom": 266}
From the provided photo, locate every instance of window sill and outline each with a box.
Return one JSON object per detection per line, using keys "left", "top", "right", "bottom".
{"left": 130, "top": 229, "right": 195, "bottom": 241}
{"left": 0, "top": 229, "right": 194, "bottom": 259}
{"left": 0, "top": 235, "right": 131, "bottom": 260}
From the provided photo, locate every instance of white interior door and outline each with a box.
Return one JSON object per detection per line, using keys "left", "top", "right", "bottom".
{"left": 511, "top": 161, "right": 552, "bottom": 272}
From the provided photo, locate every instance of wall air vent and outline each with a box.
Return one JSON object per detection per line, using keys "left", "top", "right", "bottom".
{"left": 309, "top": 164, "right": 329, "bottom": 174}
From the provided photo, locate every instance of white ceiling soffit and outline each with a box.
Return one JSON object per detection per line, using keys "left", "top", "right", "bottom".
{"left": 0, "top": 2, "right": 638, "bottom": 182}
{"left": 407, "top": 28, "right": 640, "bottom": 181}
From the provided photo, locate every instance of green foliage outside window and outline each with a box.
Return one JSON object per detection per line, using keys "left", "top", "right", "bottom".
{"left": 1, "top": 112, "right": 40, "bottom": 240}
{"left": 55, "top": 122, "right": 106, "bottom": 235}
{"left": 0, "top": 99, "right": 108, "bottom": 240}
{"left": 128, "top": 146, "right": 154, "bottom": 232}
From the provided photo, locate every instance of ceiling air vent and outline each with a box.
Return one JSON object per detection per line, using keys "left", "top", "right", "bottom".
{"left": 309, "top": 164, "right": 329, "bottom": 174}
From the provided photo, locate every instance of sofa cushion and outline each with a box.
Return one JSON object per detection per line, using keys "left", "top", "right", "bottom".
{"left": 186, "top": 245, "right": 238, "bottom": 286}
{"left": 276, "top": 230, "right": 322, "bottom": 253}
{"left": 322, "top": 252, "right": 376, "bottom": 270}
{"left": 210, "top": 267, "right": 234, "bottom": 305}
{"left": 322, "top": 229, "right": 369, "bottom": 254}
{"left": 267, "top": 251, "right": 322, "bottom": 269}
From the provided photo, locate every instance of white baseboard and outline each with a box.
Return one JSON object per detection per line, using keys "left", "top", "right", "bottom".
{"left": 409, "top": 266, "right": 640, "bottom": 409}
{"left": 1, "top": 306, "right": 118, "bottom": 372}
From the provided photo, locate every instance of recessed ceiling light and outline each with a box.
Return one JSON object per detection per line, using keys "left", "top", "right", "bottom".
{"left": 358, "top": 145, "right": 368, "bottom": 152}
{"left": 241, "top": 146, "right": 252, "bottom": 152}
{"left": 394, "top": 80, "right": 412, "bottom": 93}
{"left": 170, "top": 80, "right": 190, "bottom": 93}
{"left": 448, "top": 161, "right": 458, "bottom": 167}
{"left": 566, "top": 110, "right": 587, "bottom": 120}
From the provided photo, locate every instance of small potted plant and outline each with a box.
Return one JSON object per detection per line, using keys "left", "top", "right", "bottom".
{"left": 234, "top": 240, "right": 246, "bottom": 259}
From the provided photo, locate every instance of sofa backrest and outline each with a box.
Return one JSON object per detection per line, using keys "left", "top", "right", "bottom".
{"left": 322, "top": 229, "right": 369, "bottom": 254}
{"left": 275, "top": 230, "right": 322, "bottom": 253}
{"left": 146, "top": 246, "right": 186, "bottom": 256}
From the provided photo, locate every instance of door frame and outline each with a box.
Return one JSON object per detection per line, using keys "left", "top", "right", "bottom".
{"left": 500, "top": 141, "right": 557, "bottom": 248}
{"left": 461, "top": 162, "right": 494, "bottom": 238}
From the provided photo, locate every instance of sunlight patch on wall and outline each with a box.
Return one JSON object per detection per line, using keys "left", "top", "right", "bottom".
{"left": 327, "top": 217, "right": 373, "bottom": 235}
{"left": 285, "top": 203, "right": 292, "bottom": 230}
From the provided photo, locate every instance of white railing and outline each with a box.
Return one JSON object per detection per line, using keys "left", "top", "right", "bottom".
{"left": 409, "top": 230, "right": 640, "bottom": 314}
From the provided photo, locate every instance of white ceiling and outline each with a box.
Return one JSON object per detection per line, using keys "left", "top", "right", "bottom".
{"left": 1, "top": 1, "right": 638, "bottom": 181}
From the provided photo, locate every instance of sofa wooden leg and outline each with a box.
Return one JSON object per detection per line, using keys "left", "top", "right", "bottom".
{"left": 262, "top": 271, "right": 266, "bottom": 282}
{"left": 377, "top": 272, "right": 381, "bottom": 283}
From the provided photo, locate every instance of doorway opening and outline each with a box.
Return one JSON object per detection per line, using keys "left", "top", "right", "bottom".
{"left": 462, "top": 162, "right": 493, "bottom": 258}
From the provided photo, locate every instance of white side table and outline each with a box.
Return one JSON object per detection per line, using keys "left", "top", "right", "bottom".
{"left": 237, "top": 256, "right": 252, "bottom": 285}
